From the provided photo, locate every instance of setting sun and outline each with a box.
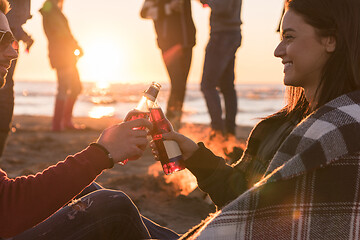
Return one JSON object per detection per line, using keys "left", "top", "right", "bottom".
{"left": 88, "top": 106, "right": 115, "bottom": 119}
{"left": 77, "top": 38, "right": 126, "bottom": 84}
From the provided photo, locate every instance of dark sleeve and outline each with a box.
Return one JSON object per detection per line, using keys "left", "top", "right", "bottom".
{"left": 10, "top": 25, "right": 32, "bottom": 43}
{"left": 186, "top": 142, "right": 247, "bottom": 208}
{"left": 42, "top": 8, "right": 79, "bottom": 49}
{"left": 206, "top": 0, "right": 235, "bottom": 14}
{"left": 0, "top": 145, "right": 113, "bottom": 238}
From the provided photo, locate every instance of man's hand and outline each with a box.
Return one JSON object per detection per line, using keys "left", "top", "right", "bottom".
{"left": 96, "top": 118, "right": 153, "bottom": 163}
{"left": 25, "top": 37, "right": 34, "bottom": 53}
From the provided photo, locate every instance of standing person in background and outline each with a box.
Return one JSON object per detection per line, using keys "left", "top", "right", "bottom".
{"left": 0, "top": 3, "right": 178, "bottom": 238}
{"left": 39, "top": 0, "right": 84, "bottom": 132}
{"left": 169, "top": 0, "right": 360, "bottom": 238}
{"left": 0, "top": 0, "right": 33, "bottom": 158}
{"left": 198, "top": 0, "right": 242, "bottom": 141}
{"left": 140, "top": 0, "right": 196, "bottom": 130}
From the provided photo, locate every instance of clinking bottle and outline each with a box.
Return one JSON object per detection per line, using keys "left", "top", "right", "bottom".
{"left": 121, "top": 82, "right": 161, "bottom": 165}
{"left": 149, "top": 102, "right": 185, "bottom": 175}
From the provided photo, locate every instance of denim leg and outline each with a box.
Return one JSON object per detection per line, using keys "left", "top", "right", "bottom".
{"left": 56, "top": 66, "right": 82, "bottom": 100}
{"left": 0, "top": 59, "right": 16, "bottom": 157}
{"left": 73, "top": 182, "right": 104, "bottom": 200}
{"left": 77, "top": 183, "right": 179, "bottom": 239}
{"left": 67, "top": 66, "right": 82, "bottom": 98}
{"left": 201, "top": 35, "right": 225, "bottom": 132}
{"left": 201, "top": 31, "right": 241, "bottom": 132}
{"left": 219, "top": 56, "right": 237, "bottom": 135}
{"left": 164, "top": 47, "right": 192, "bottom": 122}
{"left": 142, "top": 216, "right": 180, "bottom": 240}
{"left": 12, "top": 190, "right": 152, "bottom": 240}
{"left": 56, "top": 68, "right": 70, "bottom": 100}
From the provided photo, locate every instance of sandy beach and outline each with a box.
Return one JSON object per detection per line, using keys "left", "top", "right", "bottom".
{"left": 0, "top": 115, "right": 252, "bottom": 234}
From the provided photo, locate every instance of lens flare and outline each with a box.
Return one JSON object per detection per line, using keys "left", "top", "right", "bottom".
{"left": 74, "top": 49, "right": 80, "bottom": 56}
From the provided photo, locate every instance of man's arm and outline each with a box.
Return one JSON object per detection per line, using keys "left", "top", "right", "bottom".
{"left": 11, "top": 25, "right": 33, "bottom": 51}
{"left": 0, "top": 119, "right": 152, "bottom": 238}
{"left": 0, "top": 146, "right": 111, "bottom": 238}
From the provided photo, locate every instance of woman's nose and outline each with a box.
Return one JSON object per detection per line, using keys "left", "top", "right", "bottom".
{"left": 274, "top": 41, "right": 285, "bottom": 58}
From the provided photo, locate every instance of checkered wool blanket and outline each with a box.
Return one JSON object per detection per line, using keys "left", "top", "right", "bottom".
{"left": 189, "top": 91, "right": 360, "bottom": 239}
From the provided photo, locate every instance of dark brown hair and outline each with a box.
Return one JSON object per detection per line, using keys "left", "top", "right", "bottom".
{"left": 281, "top": 0, "right": 360, "bottom": 116}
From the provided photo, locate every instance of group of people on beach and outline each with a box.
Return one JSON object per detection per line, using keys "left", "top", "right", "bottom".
{"left": 141, "top": 0, "right": 241, "bottom": 140}
{"left": 1, "top": 0, "right": 360, "bottom": 239}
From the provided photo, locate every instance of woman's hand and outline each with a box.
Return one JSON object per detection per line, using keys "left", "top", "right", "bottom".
{"left": 97, "top": 118, "right": 153, "bottom": 163}
{"left": 151, "top": 131, "right": 199, "bottom": 161}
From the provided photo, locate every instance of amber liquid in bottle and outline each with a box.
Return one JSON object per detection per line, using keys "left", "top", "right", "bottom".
{"left": 124, "top": 111, "right": 150, "bottom": 129}
{"left": 150, "top": 107, "right": 185, "bottom": 175}
{"left": 121, "top": 82, "right": 161, "bottom": 165}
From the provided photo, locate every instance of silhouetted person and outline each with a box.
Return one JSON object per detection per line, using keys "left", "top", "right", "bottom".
{"left": 141, "top": 0, "right": 196, "bottom": 130}
{"left": 40, "top": 0, "right": 84, "bottom": 132}
{"left": 198, "top": 0, "right": 242, "bottom": 140}
{"left": 0, "top": 0, "right": 33, "bottom": 157}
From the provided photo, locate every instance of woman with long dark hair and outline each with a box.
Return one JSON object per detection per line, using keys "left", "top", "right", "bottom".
{"left": 160, "top": 0, "right": 360, "bottom": 238}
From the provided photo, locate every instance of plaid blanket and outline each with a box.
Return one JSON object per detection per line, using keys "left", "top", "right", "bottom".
{"left": 190, "top": 91, "right": 360, "bottom": 239}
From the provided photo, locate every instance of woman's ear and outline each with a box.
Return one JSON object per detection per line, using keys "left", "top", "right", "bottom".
{"left": 323, "top": 36, "right": 336, "bottom": 53}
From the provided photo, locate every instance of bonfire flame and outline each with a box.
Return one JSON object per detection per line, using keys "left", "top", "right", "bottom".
{"left": 147, "top": 162, "right": 198, "bottom": 195}
{"left": 147, "top": 123, "right": 245, "bottom": 196}
{"left": 179, "top": 123, "right": 245, "bottom": 160}
{"left": 164, "top": 169, "right": 198, "bottom": 195}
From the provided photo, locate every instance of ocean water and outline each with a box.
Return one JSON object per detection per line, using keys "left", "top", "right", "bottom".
{"left": 13, "top": 81, "right": 286, "bottom": 127}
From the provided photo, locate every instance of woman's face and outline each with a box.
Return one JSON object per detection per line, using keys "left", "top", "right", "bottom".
{"left": 274, "top": 9, "right": 335, "bottom": 102}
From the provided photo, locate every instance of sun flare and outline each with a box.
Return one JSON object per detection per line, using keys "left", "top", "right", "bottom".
{"left": 95, "top": 81, "right": 110, "bottom": 89}
{"left": 88, "top": 106, "right": 115, "bottom": 119}
{"left": 78, "top": 39, "right": 126, "bottom": 84}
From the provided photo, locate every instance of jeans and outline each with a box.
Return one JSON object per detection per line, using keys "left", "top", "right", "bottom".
{"left": 10, "top": 183, "right": 180, "bottom": 240}
{"left": 0, "top": 59, "right": 17, "bottom": 157}
{"left": 201, "top": 31, "right": 241, "bottom": 135}
{"left": 162, "top": 46, "right": 193, "bottom": 128}
{"left": 56, "top": 65, "right": 82, "bottom": 100}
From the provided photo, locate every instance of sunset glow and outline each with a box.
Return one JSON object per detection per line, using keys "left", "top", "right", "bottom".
{"left": 77, "top": 39, "right": 126, "bottom": 84}
{"left": 15, "top": 1, "right": 285, "bottom": 84}
{"left": 74, "top": 49, "right": 81, "bottom": 56}
{"left": 88, "top": 106, "right": 115, "bottom": 119}
{"left": 95, "top": 81, "right": 110, "bottom": 90}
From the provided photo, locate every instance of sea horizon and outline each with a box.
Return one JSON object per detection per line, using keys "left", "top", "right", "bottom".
{"left": 12, "top": 80, "right": 286, "bottom": 127}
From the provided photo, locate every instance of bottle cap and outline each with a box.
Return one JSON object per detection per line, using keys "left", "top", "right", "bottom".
{"left": 144, "top": 82, "right": 161, "bottom": 101}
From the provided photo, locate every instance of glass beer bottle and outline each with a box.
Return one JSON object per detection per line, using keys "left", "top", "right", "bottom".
{"left": 124, "top": 82, "right": 161, "bottom": 123}
{"left": 121, "top": 82, "right": 161, "bottom": 165}
{"left": 150, "top": 102, "right": 185, "bottom": 175}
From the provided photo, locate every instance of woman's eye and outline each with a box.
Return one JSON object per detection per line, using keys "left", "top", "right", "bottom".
{"left": 283, "top": 35, "right": 294, "bottom": 40}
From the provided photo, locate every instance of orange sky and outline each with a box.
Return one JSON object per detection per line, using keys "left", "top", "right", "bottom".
{"left": 14, "top": 0, "right": 285, "bottom": 85}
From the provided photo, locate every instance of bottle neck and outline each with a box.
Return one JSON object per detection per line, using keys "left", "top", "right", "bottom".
{"left": 135, "top": 82, "right": 160, "bottom": 113}
{"left": 135, "top": 96, "right": 156, "bottom": 112}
